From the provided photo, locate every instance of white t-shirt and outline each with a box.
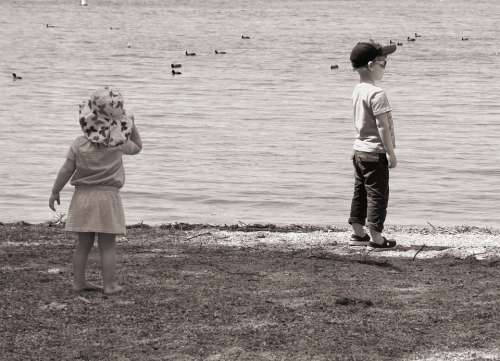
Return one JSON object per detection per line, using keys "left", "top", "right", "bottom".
{"left": 352, "top": 82, "right": 395, "bottom": 153}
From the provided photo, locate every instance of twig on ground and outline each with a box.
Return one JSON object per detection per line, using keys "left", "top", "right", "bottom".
{"left": 413, "top": 244, "right": 426, "bottom": 261}
{"left": 183, "top": 232, "right": 212, "bottom": 242}
{"left": 76, "top": 296, "right": 91, "bottom": 304}
{"left": 470, "top": 251, "right": 488, "bottom": 259}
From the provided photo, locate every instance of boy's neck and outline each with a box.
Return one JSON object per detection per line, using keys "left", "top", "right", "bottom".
{"left": 359, "top": 73, "right": 376, "bottom": 85}
{"left": 356, "top": 68, "right": 376, "bottom": 85}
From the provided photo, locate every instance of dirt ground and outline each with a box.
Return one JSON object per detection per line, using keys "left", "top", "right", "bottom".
{"left": 1, "top": 222, "right": 500, "bottom": 361}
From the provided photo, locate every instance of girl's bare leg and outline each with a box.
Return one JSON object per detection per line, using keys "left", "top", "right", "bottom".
{"left": 73, "top": 232, "right": 100, "bottom": 291}
{"left": 97, "top": 233, "right": 123, "bottom": 294}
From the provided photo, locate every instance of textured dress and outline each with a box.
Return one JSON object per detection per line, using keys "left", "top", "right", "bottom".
{"left": 63, "top": 136, "right": 141, "bottom": 234}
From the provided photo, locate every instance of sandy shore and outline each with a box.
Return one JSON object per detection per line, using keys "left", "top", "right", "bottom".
{"left": 3, "top": 221, "right": 498, "bottom": 261}
{"left": 180, "top": 225, "right": 500, "bottom": 261}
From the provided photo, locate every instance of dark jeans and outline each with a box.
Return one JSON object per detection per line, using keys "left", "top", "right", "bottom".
{"left": 348, "top": 150, "right": 389, "bottom": 233}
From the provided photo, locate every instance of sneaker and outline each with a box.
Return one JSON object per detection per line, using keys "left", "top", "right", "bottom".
{"left": 349, "top": 234, "right": 370, "bottom": 246}
{"left": 368, "top": 237, "right": 397, "bottom": 249}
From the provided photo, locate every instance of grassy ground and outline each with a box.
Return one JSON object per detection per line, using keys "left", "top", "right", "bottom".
{"left": 1, "top": 222, "right": 500, "bottom": 361}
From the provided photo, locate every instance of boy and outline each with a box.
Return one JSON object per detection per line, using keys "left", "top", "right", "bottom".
{"left": 348, "top": 40, "right": 397, "bottom": 249}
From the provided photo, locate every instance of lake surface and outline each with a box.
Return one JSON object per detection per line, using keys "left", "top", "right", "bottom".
{"left": 1, "top": 0, "right": 499, "bottom": 227}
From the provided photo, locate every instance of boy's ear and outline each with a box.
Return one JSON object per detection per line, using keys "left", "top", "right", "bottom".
{"left": 367, "top": 61, "right": 374, "bottom": 70}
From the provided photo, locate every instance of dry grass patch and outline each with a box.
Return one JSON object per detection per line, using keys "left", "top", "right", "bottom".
{"left": 1, "top": 223, "right": 499, "bottom": 361}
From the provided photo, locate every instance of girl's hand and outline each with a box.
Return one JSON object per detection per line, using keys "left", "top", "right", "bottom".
{"left": 49, "top": 193, "right": 60, "bottom": 211}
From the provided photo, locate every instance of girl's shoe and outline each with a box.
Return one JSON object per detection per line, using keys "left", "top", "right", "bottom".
{"left": 368, "top": 237, "right": 397, "bottom": 249}
{"left": 349, "top": 234, "right": 370, "bottom": 246}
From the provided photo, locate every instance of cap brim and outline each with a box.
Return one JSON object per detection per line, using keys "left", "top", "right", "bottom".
{"left": 380, "top": 44, "right": 397, "bottom": 56}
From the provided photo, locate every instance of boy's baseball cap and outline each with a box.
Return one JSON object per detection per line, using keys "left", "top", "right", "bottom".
{"left": 350, "top": 40, "right": 397, "bottom": 69}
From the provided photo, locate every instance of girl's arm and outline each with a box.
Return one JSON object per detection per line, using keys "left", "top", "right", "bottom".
{"left": 49, "top": 158, "right": 76, "bottom": 211}
{"left": 130, "top": 123, "right": 142, "bottom": 150}
{"left": 121, "top": 121, "right": 143, "bottom": 155}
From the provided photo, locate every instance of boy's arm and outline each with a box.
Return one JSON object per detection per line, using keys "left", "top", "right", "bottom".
{"left": 375, "top": 111, "right": 397, "bottom": 168}
{"left": 49, "top": 158, "right": 76, "bottom": 211}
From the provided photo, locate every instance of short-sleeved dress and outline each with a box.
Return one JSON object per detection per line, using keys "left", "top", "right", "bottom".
{"left": 65, "top": 136, "right": 141, "bottom": 234}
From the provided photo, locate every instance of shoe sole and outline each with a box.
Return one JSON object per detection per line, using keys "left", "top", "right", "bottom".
{"left": 368, "top": 242, "right": 396, "bottom": 249}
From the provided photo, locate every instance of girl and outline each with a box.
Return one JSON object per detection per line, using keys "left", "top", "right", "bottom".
{"left": 49, "top": 86, "right": 142, "bottom": 294}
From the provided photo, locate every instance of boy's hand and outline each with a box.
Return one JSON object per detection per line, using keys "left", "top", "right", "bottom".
{"left": 387, "top": 152, "right": 397, "bottom": 169}
{"left": 49, "top": 193, "right": 60, "bottom": 211}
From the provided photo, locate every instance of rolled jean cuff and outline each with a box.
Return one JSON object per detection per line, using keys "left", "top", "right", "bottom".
{"left": 348, "top": 217, "right": 365, "bottom": 226}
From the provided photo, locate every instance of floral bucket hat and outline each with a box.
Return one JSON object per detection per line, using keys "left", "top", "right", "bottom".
{"left": 79, "top": 86, "right": 133, "bottom": 147}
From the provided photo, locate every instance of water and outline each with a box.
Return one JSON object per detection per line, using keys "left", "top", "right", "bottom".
{"left": 1, "top": 0, "right": 499, "bottom": 227}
